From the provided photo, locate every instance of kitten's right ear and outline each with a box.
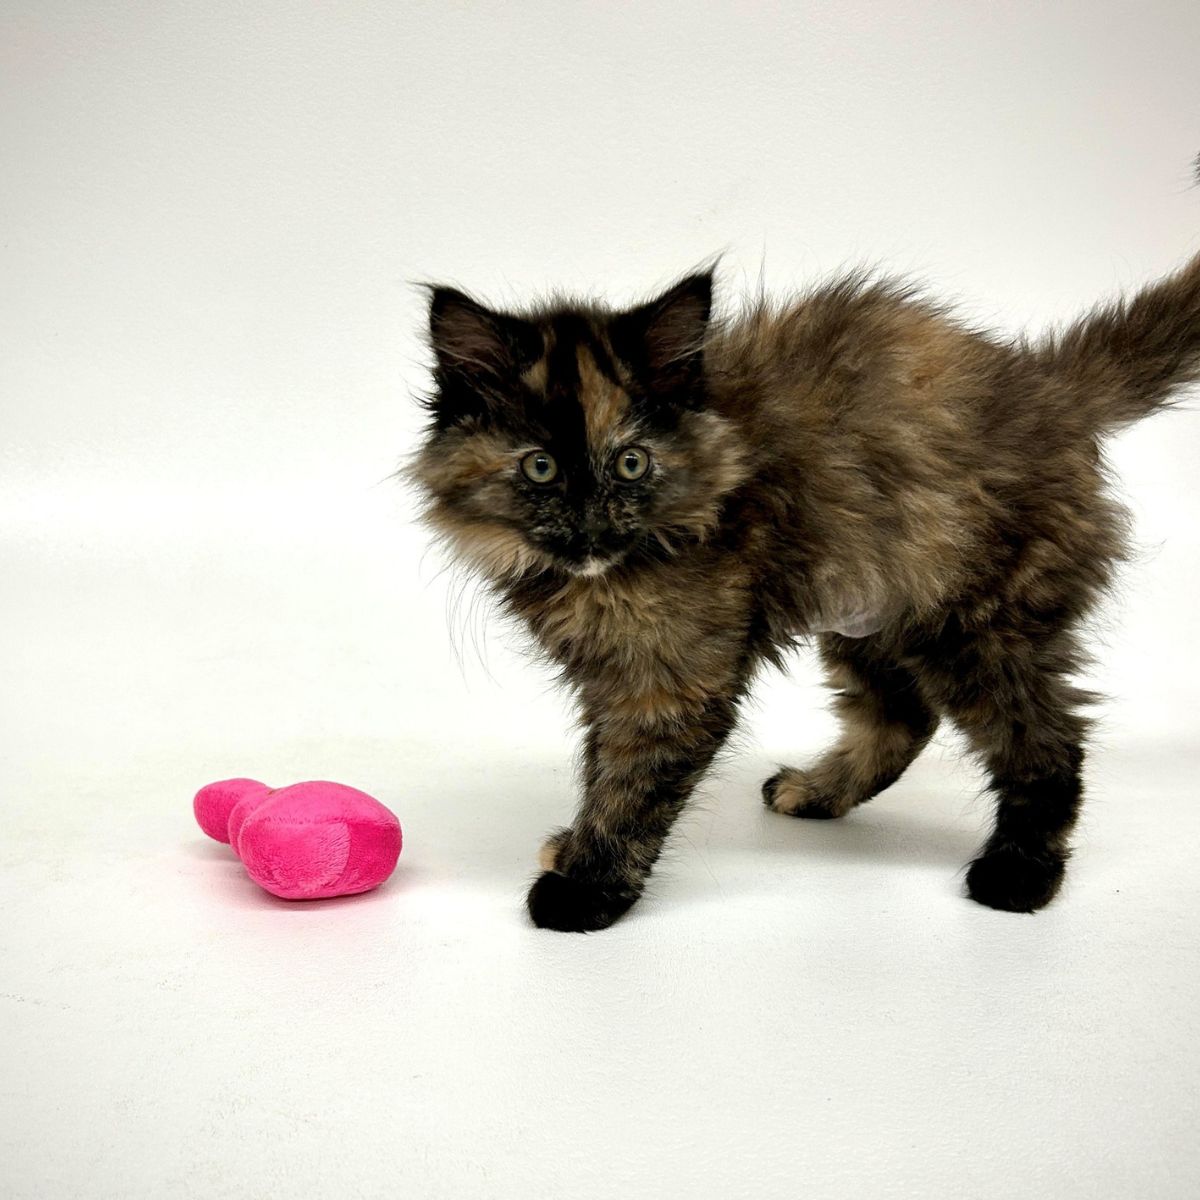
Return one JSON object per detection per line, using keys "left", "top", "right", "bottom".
{"left": 428, "top": 287, "right": 541, "bottom": 379}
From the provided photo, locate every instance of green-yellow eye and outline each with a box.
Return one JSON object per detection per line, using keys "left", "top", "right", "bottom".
{"left": 521, "top": 450, "right": 558, "bottom": 484}
{"left": 614, "top": 446, "right": 650, "bottom": 481}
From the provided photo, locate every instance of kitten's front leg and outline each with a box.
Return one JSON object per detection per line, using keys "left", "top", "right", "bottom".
{"left": 527, "top": 693, "right": 739, "bottom": 932}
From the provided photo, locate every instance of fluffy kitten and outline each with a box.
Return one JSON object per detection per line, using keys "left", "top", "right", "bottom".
{"left": 412, "top": 242, "right": 1200, "bottom": 931}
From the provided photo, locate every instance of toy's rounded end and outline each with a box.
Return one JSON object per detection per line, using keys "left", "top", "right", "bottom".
{"left": 193, "top": 778, "right": 271, "bottom": 843}
{"left": 237, "top": 782, "right": 403, "bottom": 899}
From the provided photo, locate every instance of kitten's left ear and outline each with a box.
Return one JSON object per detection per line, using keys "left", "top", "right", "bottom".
{"left": 610, "top": 271, "right": 713, "bottom": 390}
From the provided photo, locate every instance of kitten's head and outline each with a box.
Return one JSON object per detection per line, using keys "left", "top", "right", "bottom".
{"left": 411, "top": 271, "right": 748, "bottom": 582}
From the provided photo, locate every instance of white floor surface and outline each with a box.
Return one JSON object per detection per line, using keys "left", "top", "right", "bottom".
{"left": 3, "top": 519, "right": 1199, "bottom": 1199}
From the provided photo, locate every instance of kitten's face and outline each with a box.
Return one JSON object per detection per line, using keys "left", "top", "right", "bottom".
{"left": 413, "top": 273, "right": 748, "bottom": 582}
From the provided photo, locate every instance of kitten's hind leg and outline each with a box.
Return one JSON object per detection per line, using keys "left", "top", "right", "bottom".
{"left": 763, "top": 635, "right": 938, "bottom": 819}
{"left": 930, "top": 633, "right": 1089, "bottom": 914}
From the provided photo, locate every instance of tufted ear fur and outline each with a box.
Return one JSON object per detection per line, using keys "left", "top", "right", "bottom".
{"left": 609, "top": 271, "right": 713, "bottom": 400}
{"left": 429, "top": 287, "right": 541, "bottom": 374}
{"left": 427, "top": 287, "right": 542, "bottom": 427}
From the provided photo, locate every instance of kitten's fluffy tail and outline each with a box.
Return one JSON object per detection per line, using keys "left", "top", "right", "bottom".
{"left": 1037, "top": 249, "right": 1200, "bottom": 432}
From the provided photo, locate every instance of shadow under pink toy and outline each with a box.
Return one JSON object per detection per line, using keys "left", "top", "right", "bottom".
{"left": 195, "top": 778, "right": 402, "bottom": 900}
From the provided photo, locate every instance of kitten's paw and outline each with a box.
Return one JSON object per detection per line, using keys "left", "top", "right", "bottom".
{"left": 966, "top": 844, "right": 1065, "bottom": 913}
{"left": 526, "top": 871, "right": 638, "bottom": 933}
{"left": 761, "top": 768, "right": 845, "bottom": 819}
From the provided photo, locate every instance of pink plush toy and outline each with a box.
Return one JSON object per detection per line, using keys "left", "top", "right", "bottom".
{"left": 194, "top": 778, "right": 402, "bottom": 900}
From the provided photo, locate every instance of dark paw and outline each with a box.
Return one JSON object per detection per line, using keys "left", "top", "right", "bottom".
{"left": 526, "top": 871, "right": 639, "bottom": 932}
{"left": 761, "top": 770, "right": 842, "bottom": 819}
{"left": 966, "top": 844, "right": 1065, "bottom": 913}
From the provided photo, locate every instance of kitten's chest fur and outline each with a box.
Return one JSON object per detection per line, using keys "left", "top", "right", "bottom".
{"left": 509, "top": 557, "right": 754, "bottom": 712}
{"left": 511, "top": 527, "right": 915, "bottom": 683}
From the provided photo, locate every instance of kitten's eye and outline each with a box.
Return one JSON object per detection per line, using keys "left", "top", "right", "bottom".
{"left": 614, "top": 446, "right": 650, "bottom": 481}
{"left": 521, "top": 450, "right": 558, "bottom": 484}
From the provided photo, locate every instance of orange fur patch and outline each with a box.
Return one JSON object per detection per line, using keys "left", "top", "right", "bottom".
{"left": 576, "top": 343, "right": 630, "bottom": 446}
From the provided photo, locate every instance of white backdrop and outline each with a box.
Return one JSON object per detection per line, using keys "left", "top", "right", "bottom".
{"left": 3, "top": 3, "right": 1199, "bottom": 1198}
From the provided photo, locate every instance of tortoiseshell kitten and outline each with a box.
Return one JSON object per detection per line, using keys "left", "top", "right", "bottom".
{"left": 412, "top": 243, "right": 1200, "bottom": 931}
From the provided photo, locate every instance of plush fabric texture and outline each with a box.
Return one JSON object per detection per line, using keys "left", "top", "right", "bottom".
{"left": 194, "top": 778, "right": 402, "bottom": 900}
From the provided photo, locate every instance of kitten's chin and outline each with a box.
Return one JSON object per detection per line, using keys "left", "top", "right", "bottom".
{"left": 565, "top": 556, "right": 616, "bottom": 579}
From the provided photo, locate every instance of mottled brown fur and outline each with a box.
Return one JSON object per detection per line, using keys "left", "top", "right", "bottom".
{"left": 412, "top": 245, "right": 1200, "bottom": 931}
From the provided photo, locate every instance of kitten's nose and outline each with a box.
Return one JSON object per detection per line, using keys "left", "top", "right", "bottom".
{"left": 582, "top": 509, "right": 607, "bottom": 540}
